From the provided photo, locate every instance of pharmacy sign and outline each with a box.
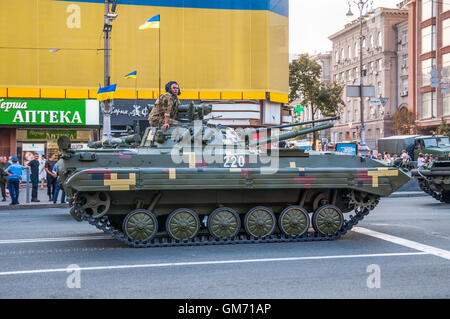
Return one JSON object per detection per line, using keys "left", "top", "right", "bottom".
{"left": 0, "top": 99, "right": 99, "bottom": 126}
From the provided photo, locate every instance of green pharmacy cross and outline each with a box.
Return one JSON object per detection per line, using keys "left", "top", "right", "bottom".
{"left": 294, "top": 105, "right": 304, "bottom": 115}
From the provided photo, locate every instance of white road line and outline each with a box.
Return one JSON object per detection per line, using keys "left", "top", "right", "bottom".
{"left": 0, "top": 252, "right": 428, "bottom": 276}
{"left": 353, "top": 227, "right": 450, "bottom": 261}
{"left": 0, "top": 235, "right": 112, "bottom": 244}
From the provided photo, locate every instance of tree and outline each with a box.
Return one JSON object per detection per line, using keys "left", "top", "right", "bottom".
{"left": 289, "top": 54, "right": 345, "bottom": 148}
{"left": 392, "top": 108, "right": 417, "bottom": 135}
{"left": 437, "top": 117, "right": 450, "bottom": 136}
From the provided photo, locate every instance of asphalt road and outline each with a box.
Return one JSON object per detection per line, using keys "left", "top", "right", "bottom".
{"left": 0, "top": 196, "right": 449, "bottom": 301}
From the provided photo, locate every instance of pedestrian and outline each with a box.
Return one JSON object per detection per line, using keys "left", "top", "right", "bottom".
{"left": 401, "top": 149, "right": 410, "bottom": 162}
{"left": 148, "top": 81, "right": 181, "bottom": 131}
{"left": 39, "top": 154, "right": 46, "bottom": 189}
{"left": 27, "top": 153, "right": 41, "bottom": 202}
{"left": 0, "top": 156, "right": 11, "bottom": 201}
{"left": 417, "top": 153, "right": 426, "bottom": 168}
{"left": 52, "top": 162, "right": 65, "bottom": 204}
{"left": 5, "top": 156, "right": 26, "bottom": 205}
{"left": 45, "top": 154, "right": 57, "bottom": 201}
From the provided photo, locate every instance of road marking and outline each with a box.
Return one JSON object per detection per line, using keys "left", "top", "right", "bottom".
{"left": 0, "top": 235, "right": 111, "bottom": 245}
{"left": 353, "top": 227, "right": 450, "bottom": 261}
{"left": 0, "top": 252, "right": 428, "bottom": 276}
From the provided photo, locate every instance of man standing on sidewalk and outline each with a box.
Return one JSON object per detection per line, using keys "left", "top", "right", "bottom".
{"left": 28, "top": 153, "right": 40, "bottom": 202}
{"left": 45, "top": 154, "right": 57, "bottom": 201}
{"left": 5, "top": 157, "right": 26, "bottom": 205}
{"left": 0, "top": 156, "right": 10, "bottom": 202}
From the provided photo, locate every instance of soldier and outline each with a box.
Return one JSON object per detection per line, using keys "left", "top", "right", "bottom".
{"left": 0, "top": 156, "right": 10, "bottom": 202}
{"left": 148, "top": 81, "right": 181, "bottom": 131}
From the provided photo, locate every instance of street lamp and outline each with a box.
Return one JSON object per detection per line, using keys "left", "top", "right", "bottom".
{"left": 346, "top": 0, "right": 375, "bottom": 156}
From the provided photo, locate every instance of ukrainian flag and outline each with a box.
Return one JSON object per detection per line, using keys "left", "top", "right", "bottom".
{"left": 97, "top": 84, "right": 117, "bottom": 101}
{"left": 124, "top": 70, "right": 137, "bottom": 79}
{"left": 139, "top": 14, "right": 160, "bottom": 30}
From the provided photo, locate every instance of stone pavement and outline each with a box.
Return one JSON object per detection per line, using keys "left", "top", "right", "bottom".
{"left": 0, "top": 185, "right": 69, "bottom": 210}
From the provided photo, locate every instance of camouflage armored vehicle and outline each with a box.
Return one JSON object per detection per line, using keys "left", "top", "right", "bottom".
{"left": 56, "top": 103, "right": 410, "bottom": 248}
{"left": 412, "top": 161, "right": 450, "bottom": 203}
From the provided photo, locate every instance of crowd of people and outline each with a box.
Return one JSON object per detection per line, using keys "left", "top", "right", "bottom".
{"left": 366, "top": 149, "right": 437, "bottom": 167}
{"left": 0, "top": 154, "right": 65, "bottom": 205}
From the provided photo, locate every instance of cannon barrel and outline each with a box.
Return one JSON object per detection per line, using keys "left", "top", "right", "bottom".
{"left": 87, "top": 134, "right": 141, "bottom": 149}
{"left": 249, "top": 122, "right": 334, "bottom": 147}
{"left": 253, "top": 116, "right": 340, "bottom": 132}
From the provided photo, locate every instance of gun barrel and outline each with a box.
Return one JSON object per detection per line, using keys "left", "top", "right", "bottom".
{"left": 249, "top": 122, "right": 334, "bottom": 147}
{"left": 253, "top": 116, "right": 339, "bottom": 132}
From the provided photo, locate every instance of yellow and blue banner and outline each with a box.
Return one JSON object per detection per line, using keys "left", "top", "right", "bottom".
{"left": 124, "top": 70, "right": 137, "bottom": 79}
{"left": 139, "top": 14, "right": 160, "bottom": 30}
{"left": 97, "top": 84, "right": 117, "bottom": 101}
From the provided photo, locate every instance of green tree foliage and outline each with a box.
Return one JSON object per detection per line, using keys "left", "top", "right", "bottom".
{"left": 437, "top": 117, "right": 450, "bottom": 136}
{"left": 289, "top": 53, "right": 345, "bottom": 148}
{"left": 392, "top": 108, "right": 417, "bottom": 135}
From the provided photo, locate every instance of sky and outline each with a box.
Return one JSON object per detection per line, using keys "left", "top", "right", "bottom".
{"left": 289, "top": 0, "right": 403, "bottom": 55}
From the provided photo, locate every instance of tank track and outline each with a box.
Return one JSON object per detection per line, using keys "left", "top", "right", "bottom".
{"left": 418, "top": 179, "right": 450, "bottom": 203}
{"left": 72, "top": 199, "right": 375, "bottom": 248}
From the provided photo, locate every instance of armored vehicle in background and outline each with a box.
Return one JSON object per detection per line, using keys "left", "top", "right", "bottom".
{"left": 412, "top": 161, "right": 450, "bottom": 203}
{"left": 56, "top": 103, "right": 410, "bottom": 248}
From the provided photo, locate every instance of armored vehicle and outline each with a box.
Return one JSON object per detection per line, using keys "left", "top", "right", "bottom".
{"left": 412, "top": 161, "right": 450, "bottom": 203}
{"left": 57, "top": 103, "right": 410, "bottom": 248}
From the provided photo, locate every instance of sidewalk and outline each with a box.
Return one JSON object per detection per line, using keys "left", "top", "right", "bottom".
{"left": 0, "top": 186, "right": 69, "bottom": 210}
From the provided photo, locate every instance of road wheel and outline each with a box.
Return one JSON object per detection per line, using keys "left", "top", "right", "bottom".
{"left": 312, "top": 205, "right": 344, "bottom": 236}
{"left": 208, "top": 207, "right": 241, "bottom": 240}
{"left": 279, "top": 206, "right": 310, "bottom": 237}
{"left": 123, "top": 209, "right": 158, "bottom": 242}
{"left": 244, "top": 206, "right": 276, "bottom": 238}
{"left": 166, "top": 208, "right": 200, "bottom": 241}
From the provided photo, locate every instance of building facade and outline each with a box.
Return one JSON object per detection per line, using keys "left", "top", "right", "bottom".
{"left": 328, "top": 7, "right": 408, "bottom": 149}
{"left": 407, "top": 0, "right": 450, "bottom": 133}
{"left": 0, "top": 0, "right": 290, "bottom": 159}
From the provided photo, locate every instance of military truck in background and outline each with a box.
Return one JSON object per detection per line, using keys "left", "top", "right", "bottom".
{"left": 378, "top": 135, "right": 450, "bottom": 161}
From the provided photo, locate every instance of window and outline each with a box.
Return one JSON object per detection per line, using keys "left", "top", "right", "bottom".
{"left": 355, "top": 42, "right": 359, "bottom": 57}
{"left": 402, "top": 54, "right": 408, "bottom": 68}
{"left": 341, "top": 48, "right": 345, "bottom": 61}
{"left": 422, "top": 0, "right": 436, "bottom": 21}
{"left": 422, "top": 58, "right": 436, "bottom": 87}
{"left": 377, "top": 31, "right": 382, "bottom": 48}
{"left": 369, "top": 35, "right": 374, "bottom": 49}
{"left": 348, "top": 45, "right": 352, "bottom": 59}
{"left": 422, "top": 25, "right": 436, "bottom": 54}
{"left": 421, "top": 92, "right": 437, "bottom": 119}
{"left": 402, "top": 78, "right": 409, "bottom": 92}
{"left": 443, "top": 53, "right": 450, "bottom": 115}
{"left": 443, "top": 19, "right": 450, "bottom": 47}
{"left": 377, "top": 59, "right": 382, "bottom": 72}
{"left": 445, "top": 2, "right": 450, "bottom": 13}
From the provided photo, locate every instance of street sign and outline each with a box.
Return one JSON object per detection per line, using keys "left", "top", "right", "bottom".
{"left": 379, "top": 98, "right": 389, "bottom": 107}
{"left": 346, "top": 85, "right": 375, "bottom": 98}
{"left": 430, "top": 68, "right": 440, "bottom": 88}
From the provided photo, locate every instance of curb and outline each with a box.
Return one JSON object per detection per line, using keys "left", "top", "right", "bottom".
{"left": 388, "top": 191, "right": 428, "bottom": 198}
{"left": 0, "top": 203, "right": 69, "bottom": 210}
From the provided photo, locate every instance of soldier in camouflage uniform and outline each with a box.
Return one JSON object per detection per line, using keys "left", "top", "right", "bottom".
{"left": 148, "top": 81, "right": 181, "bottom": 131}
{"left": 0, "top": 156, "right": 10, "bottom": 201}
